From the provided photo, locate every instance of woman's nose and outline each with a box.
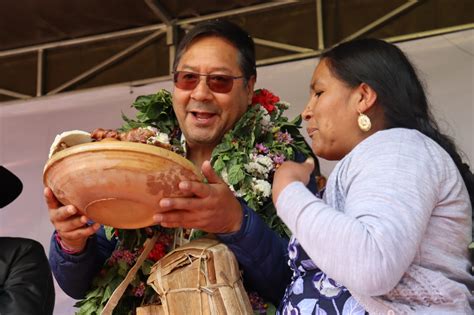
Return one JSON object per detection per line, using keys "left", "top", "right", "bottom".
{"left": 302, "top": 102, "right": 313, "bottom": 121}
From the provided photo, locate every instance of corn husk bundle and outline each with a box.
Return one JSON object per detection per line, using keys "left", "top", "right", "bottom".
{"left": 145, "top": 237, "right": 253, "bottom": 315}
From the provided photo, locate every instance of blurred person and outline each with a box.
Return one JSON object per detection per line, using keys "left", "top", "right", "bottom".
{"left": 1, "top": 165, "right": 55, "bottom": 315}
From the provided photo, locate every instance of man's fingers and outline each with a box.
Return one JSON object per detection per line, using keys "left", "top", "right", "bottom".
{"left": 176, "top": 180, "right": 212, "bottom": 199}
{"left": 153, "top": 210, "right": 202, "bottom": 229}
{"left": 171, "top": 161, "right": 225, "bottom": 199}
{"left": 50, "top": 204, "right": 80, "bottom": 222}
{"left": 159, "top": 196, "right": 208, "bottom": 213}
{"left": 54, "top": 213, "right": 89, "bottom": 233}
{"left": 201, "top": 160, "right": 224, "bottom": 184}
{"left": 44, "top": 187, "right": 61, "bottom": 209}
{"left": 59, "top": 223, "right": 100, "bottom": 241}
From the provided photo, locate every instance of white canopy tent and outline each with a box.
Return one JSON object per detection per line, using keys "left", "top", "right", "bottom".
{"left": 0, "top": 30, "right": 472, "bottom": 313}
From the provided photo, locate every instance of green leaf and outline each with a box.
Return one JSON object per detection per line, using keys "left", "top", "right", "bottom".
{"left": 75, "top": 298, "right": 100, "bottom": 315}
{"left": 227, "top": 164, "right": 245, "bottom": 185}
{"left": 141, "top": 259, "right": 154, "bottom": 275}
{"left": 104, "top": 226, "right": 115, "bottom": 241}
{"left": 100, "top": 285, "right": 113, "bottom": 305}
{"left": 266, "top": 302, "right": 277, "bottom": 315}
{"left": 213, "top": 157, "right": 225, "bottom": 174}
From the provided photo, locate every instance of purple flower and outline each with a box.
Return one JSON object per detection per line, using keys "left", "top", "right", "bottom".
{"left": 121, "top": 250, "right": 137, "bottom": 265}
{"left": 110, "top": 249, "right": 137, "bottom": 266}
{"left": 276, "top": 131, "right": 293, "bottom": 144}
{"left": 132, "top": 282, "right": 146, "bottom": 297}
{"left": 255, "top": 143, "right": 269, "bottom": 154}
{"left": 272, "top": 154, "right": 285, "bottom": 165}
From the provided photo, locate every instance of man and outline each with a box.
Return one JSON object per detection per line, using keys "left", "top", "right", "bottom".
{"left": 1, "top": 166, "right": 55, "bottom": 315}
{"left": 47, "top": 20, "right": 316, "bottom": 304}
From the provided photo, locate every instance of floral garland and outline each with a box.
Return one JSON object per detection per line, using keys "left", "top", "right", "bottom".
{"left": 75, "top": 88, "right": 313, "bottom": 314}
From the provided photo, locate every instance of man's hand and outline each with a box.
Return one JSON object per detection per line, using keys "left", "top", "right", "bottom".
{"left": 153, "top": 160, "right": 243, "bottom": 234}
{"left": 44, "top": 187, "right": 100, "bottom": 252}
{"left": 272, "top": 158, "right": 315, "bottom": 204}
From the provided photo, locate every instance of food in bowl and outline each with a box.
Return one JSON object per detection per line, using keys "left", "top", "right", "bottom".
{"left": 44, "top": 128, "right": 201, "bottom": 229}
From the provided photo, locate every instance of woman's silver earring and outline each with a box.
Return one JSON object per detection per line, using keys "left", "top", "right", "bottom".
{"left": 357, "top": 111, "right": 372, "bottom": 132}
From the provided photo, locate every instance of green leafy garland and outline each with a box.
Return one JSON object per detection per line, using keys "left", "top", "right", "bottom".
{"left": 75, "top": 88, "right": 313, "bottom": 314}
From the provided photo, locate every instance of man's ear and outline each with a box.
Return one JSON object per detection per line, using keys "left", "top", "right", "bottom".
{"left": 356, "top": 82, "right": 377, "bottom": 113}
{"left": 246, "top": 75, "right": 256, "bottom": 105}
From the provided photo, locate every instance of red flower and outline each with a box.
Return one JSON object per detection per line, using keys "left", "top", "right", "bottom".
{"left": 252, "top": 89, "right": 280, "bottom": 114}
{"left": 147, "top": 242, "right": 166, "bottom": 262}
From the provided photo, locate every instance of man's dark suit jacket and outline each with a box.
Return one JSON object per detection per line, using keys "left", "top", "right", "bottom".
{"left": 0, "top": 237, "right": 55, "bottom": 315}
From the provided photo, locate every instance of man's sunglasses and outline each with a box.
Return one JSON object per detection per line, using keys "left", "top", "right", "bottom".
{"left": 173, "top": 71, "right": 244, "bottom": 93}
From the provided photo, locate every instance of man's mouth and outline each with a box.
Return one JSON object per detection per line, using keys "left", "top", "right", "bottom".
{"left": 189, "top": 111, "right": 218, "bottom": 125}
{"left": 192, "top": 111, "right": 215, "bottom": 120}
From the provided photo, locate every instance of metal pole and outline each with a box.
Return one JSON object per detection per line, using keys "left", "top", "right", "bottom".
{"left": 167, "top": 25, "right": 177, "bottom": 74}
{"left": 253, "top": 38, "right": 313, "bottom": 53}
{"left": 316, "top": 0, "right": 324, "bottom": 50}
{"left": 0, "top": 88, "right": 32, "bottom": 100}
{"left": 385, "top": 23, "right": 474, "bottom": 43}
{"left": 0, "top": 1, "right": 302, "bottom": 58}
{"left": 47, "top": 29, "right": 165, "bottom": 95}
{"left": 144, "top": 0, "right": 172, "bottom": 25}
{"left": 257, "top": 24, "right": 474, "bottom": 67}
{"left": 177, "top": 1, "right": 302, "bottom": 26}
{"left": 36, "top": 49, "right": 44, "bottom": 96}
{"left": 0, "top": 24, "right": 167, "bottom": 58}
{"left": 339, "top": 0, "right": 419, "bottom": 43}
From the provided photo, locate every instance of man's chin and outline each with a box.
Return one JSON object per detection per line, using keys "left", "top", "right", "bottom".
{"left": 184, "top": 132, "right": 220, "bottom": 147}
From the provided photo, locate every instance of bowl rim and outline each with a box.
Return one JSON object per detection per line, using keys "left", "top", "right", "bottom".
{"left": 43, "top": 141, "right": 202, "bottom": 186}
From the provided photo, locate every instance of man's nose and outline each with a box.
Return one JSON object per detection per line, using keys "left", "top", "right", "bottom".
{"left": 190, "top": 77, "right": 213, "bottom": 102}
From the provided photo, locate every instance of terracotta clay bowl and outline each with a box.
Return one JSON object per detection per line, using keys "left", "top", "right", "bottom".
{"left": 43, "top": 141, "right": 202, "bottom": 229}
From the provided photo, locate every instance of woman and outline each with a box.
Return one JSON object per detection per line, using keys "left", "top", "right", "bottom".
{"left": 272, "top": 38, "right": 473, "bottom": 314}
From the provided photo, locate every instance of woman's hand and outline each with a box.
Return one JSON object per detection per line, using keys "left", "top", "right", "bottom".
{"left": 272, "top": 158, "right": 315, "bottom": 204}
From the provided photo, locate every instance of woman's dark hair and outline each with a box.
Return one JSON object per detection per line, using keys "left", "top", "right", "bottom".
{"left": 172, "top": 19, "right": 256, "bottom": 82}
{"left": 321, "top": 38, "right": 474, "bottom": 217}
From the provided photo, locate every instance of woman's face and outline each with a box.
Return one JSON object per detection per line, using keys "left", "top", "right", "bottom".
{"left": 302, "top": 59, "right": 362, "bottom": 160}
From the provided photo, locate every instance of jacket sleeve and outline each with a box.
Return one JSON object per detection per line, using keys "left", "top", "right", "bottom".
{"left": 48, "top": 226, "right": 117, "bottom": 299}
{"left": 217, "top": 153, "right": 319, "bottom": 304}
{"left": 217, "top": 201, "right": 291, "bottom": 304}
{"left": 0, "top": 237, "right": 55, "bottom": 315}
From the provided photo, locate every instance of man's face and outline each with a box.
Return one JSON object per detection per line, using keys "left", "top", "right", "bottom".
{"left": 172, "top": 36, "right": 255, "bottom": 149}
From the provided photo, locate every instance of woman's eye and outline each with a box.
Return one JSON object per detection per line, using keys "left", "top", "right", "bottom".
{"left": 314, "top": 91, "right": 323, "bottom": 98}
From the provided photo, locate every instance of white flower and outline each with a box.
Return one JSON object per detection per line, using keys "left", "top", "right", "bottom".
{"left": 261, "top": 111, "right": 271, "bottom": 126}
{"left": 147, "top": 132, "right": 170, "bottom": 145}
{"left": 221, "top": 168, "right": 229, "bottom": 185}
{"left": 146, "top": 126, "right": 159, "bottom": 133}
{"left": 156, "top": 132, "right": 170, "bottom": 144}
{"left": 245, "top": 161, "right": 265, "bottom": 177}
{"left": 180, "top": 133, "right": 187, "bottom": 154}
{"left": 235, "top": 187, "right": 245, "bottom": 198}
{"left": 253, "top": 179, "right": 271, "bottom": 198}
{"left": 256, "top": 155, "right": 274, "bottom": 170}
{"left": 279, "top": 101, "right": 291, "bottom": 109}
{"left": 245, "top": 154, "right": 274, "bottom": 178}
